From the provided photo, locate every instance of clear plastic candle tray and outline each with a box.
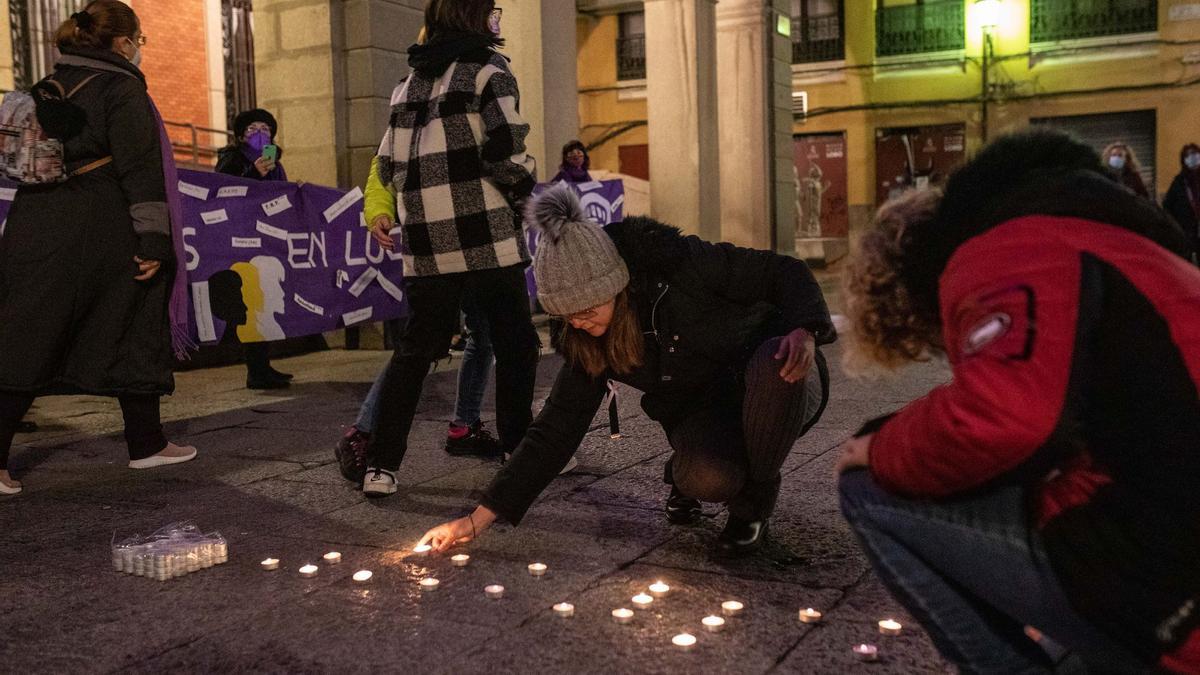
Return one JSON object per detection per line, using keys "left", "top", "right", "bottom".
{"left": 111, "top": 520, "right": 228, "bottom": 581}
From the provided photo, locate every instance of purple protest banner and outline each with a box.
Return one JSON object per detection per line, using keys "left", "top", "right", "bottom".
{"left": 177, "top": 169, "right": 406, "bottom": 345}
{"left": 526, "top": 179, "right": 625, "bottom": 299}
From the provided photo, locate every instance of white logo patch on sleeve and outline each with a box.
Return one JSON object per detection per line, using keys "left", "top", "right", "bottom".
{"left": 963, "top": 312, "right": 1012, "bottom": 356}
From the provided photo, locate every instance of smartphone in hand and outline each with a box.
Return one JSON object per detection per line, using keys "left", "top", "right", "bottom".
{"left": 262, "top": 144, "right": 278, "bottom": 163}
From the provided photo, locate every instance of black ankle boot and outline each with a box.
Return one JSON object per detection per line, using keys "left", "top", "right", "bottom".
{"left": 714, "top": 517, "right": 769, "bottom": 557}
{"left": 666, "top": 486, "right": 702, "bottom": 525}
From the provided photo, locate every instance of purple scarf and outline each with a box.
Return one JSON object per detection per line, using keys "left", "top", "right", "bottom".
{"left": 149, "top": 99, "right": 195, "bottom": 359}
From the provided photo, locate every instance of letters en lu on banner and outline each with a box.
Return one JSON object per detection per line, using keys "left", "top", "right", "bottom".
{"left": 526, "top": 179, "right": 626, "bottom": 299}
{"left": 177, "top": 169, "right": 406, "bottom": 345}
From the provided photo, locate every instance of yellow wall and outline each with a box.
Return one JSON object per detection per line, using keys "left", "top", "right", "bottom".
{"left": 576, "top": 14, "right": 648, "bottom": 174}
{"left": 0, "top": 0, "right": 15, "bottom": 91}
{"left": 794, "top": 0, "right": 1200, "bottom": 223}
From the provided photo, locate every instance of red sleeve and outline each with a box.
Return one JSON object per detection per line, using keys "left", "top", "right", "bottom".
{"left": 868, "top": 238, "right": 1083, "bottom": 498}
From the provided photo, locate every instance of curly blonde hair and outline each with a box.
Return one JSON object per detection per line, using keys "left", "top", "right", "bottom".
{"left": 842, "top": 188, "right": 946, "bottom": 374}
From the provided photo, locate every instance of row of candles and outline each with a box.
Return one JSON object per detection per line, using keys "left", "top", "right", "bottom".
{"left": 261, "top": 547, "right": 904, "bottom": 661}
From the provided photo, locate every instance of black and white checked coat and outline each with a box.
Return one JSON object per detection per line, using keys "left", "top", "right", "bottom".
{"left": 376, "top": 50, "right": 537, "bottom": 277}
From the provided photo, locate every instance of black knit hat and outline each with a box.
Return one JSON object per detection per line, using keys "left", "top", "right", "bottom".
{"left": 233, "top": 109, "right": 277, "bottom": 139}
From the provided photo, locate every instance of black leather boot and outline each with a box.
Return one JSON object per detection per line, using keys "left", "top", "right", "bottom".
{"left": 714, "top": 517, "right": 769, "bottom": 557}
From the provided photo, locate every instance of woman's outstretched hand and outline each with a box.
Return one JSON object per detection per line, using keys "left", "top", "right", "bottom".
{"left": 418, "top": 505, "right": 498, "bottom": 553}
{"left": 775, "top": 327, "right": 816, "bottom": 383}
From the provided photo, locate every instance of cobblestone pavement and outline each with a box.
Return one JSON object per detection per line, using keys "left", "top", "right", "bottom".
{"left": 0, "top": 341, "right": 954, "bottom": 674}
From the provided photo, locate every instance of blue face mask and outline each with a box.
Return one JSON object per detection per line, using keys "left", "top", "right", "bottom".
{"left": 246, "top": 130, "right": 271, "bottom": 153}
{"left": 1108, "top": 154, "right": 1126, "bottom": 171}
{"left": 1186, "top": 153, "right": 1200, "bottom": 170}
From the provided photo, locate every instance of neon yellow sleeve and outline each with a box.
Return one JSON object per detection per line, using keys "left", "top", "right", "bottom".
{"left": 363, "top": 156, "right": 397, "bottom": 228}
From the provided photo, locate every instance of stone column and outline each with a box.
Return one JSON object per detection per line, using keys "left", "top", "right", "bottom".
{"left": 496, "top": 0, "right": 579, "bottom": 180}
{"left": 644, "top": 0, "right": 720, "bottom": 240}
{"left": 716, "top": 0, "right": 796, "bottom": 253}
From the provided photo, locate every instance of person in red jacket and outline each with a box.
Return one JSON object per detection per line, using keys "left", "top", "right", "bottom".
{"left": 836, "top": 129, "right": 1200, "bottom": 673}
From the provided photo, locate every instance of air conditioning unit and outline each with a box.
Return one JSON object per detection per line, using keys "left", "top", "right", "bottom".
{"left": 792, "top": 91, "right": 808, "bottom": 119}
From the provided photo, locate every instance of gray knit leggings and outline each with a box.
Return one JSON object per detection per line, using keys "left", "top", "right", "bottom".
{"left": 667, "top": 337, "right": 826, "bottom": 521}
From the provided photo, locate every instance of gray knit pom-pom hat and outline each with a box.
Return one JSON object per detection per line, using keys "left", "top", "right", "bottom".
{"left": 528, "top": 184, "right": 630, "bottom": 316}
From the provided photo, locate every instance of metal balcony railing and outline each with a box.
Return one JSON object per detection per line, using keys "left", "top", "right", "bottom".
{"left": 876, "top": 1, "right": 965, "bottom": 57}
{"left": 616, "top": 35, "right": 646, "bottom": 81}
{"left": 792, "top": 14, "right": 845, "bottom": 64}
{"left": 1030, "top": 0, "right": 1157, "bottom": 43}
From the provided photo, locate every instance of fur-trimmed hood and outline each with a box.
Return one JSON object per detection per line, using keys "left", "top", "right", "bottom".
{"left": 604, "top": 216, "right": 690, "bottom": 281}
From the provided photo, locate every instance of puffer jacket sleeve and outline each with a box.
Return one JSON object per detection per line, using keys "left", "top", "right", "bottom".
{"left": 477, "top": 64, "right": 537, "bottom": 200}
{"left": 683, "top": 236, "right": 836, "bottom": 344}
{"left": 364, "top": 155, "right": 397, "bottom": 227}
{"left": 105, "top": 76, "right": 171, "bottom": 262}
{"left": 480, "top": 363, "right": 607, "bottom": 525}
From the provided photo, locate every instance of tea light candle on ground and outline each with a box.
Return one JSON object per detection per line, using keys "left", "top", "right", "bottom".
{"left": 672, "top": 633, "right": 698, "bottom": 651}
{"left": 553, "top": 602, "right": 575, "bottom": 618}
{"left": 528, "top": 562, "right": 548, "bottom": 577}
{"left": 451, "top": 554, "right": 470, "bottom": 567}
{"left": 485, "top": 584, "right": 505, "bottom": 599}
{"left": 353, "top": 570, "right": 373, "bottom": 583}
{"left": 648, "top": 581, "right": 670, "bottom": 598}
{"left": 298, "top": 564, "right": 318, "bottom": 578}
{"left": 878, "top": 619, "right": 903, "bottom": 636}
{"left": 323, "top": 551, "right": 342, "bottom": 564}
{"left": 631, "top": 593, "right": 654, "bottom": 609}
{"left": 260, "top": 558, "right": 280, "bottom": 571}
{"left": 853, "top": 644, "right": 880, "bottom": 662}
{"left": 412, "top": 544, "right": 432, "bottom": 554}
{"left": 419, "top": 577, "right": 440, "bottom": 592}
{"left": 721, "top": 600, "right": 744, "bottom": 617}
{"left": 702, "top": 616, "right": 726, "bottom": 633}
{"left": 799, "top": 608, "right": 823, "bottom": 624}
{"left": 611, "top": 608, "right": 635, "bottom": 625}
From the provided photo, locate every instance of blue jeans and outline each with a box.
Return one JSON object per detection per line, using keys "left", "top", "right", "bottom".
{"left": 838, "top": 470, "right": 1147, "bottom": 674}
{"left": 354, "top": 301, "right": 493, "bottom": 434}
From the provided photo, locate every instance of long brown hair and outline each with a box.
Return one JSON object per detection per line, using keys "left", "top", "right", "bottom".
{"left": 560, "top": 289, "right": 644, "bottom": 378}
{"left": 424, "top": 0, "right": 503, "bottom": 45}
{"left": 54, "top": 0, "right": 139, "bottom": 51}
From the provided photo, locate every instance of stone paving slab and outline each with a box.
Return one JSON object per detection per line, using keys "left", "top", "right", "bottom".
{"left": 0, "top": 345, "right": 954, "bottom": 673}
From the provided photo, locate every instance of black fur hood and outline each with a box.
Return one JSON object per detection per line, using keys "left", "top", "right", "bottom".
{"left": 604, "top": 216, "right": 690, "bottom": 281}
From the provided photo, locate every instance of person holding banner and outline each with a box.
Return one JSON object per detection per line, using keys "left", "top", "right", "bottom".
{"left": 0, "top": 1, "right": 197, "bottom": 495}
{"left": 418, "top": 185, "right": 835, "bottom": 556}
{"left": 215, "top": 108, "right": 294, "bottom": 390}
{"left": 356, "top": 0, "right": 540, "bottom": 497}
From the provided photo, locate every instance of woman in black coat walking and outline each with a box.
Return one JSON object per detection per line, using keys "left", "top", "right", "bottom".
{"left": 215, "top": 108, "right": 293, "bottom": 390}
{"left": 1164, "top": 143, "right": 1200, "bottom": 256}
{"left": 0, "top": 1, "right": 197, "bottom": 495}
{"left": 419, "top": 185, "right": 835, "bottom": 556}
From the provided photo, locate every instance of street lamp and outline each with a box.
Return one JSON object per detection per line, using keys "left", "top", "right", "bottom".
{"left": 975, "top": 0, "right": 1003, "bottom": 142}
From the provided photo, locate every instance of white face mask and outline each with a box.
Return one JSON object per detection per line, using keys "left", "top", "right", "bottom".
{"left": 1107, "top": 154, "right": 1126, "bottom": 171}
{"left": 123, "top": 37, "right": 142, "bottom": 67}
{"left": 1186, "top": 153, "right": 1200, "bottom": 170}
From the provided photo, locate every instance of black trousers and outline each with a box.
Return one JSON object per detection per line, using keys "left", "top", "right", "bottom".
{"left": 367, "top": 265, "right": 539, "bottom": 472}
{"left": 0, "top": 392, "right": 167, "bottom": 469}
{"left": 666, "top": 337, "right": 827, "bottom": 521}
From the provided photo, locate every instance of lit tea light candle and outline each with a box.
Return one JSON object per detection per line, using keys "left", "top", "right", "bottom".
{"left": 353, "top": 570, "right": 373, "bottom": 583}
{"left": 878, "top": 619, "right": 903, "bottom": 636}
{"left": 631, "top": 593, "right": 654, "bottom": 609}
{"left": 672, "top": 633, "right": 697, "bottom": 651}
{"left": 799, "top": 608, "right": 823, "bottom": 624}
{"left": 702, "top": 615, "right": 726, "bottom": 633}
{"left": 721, "top": 600, "right": 744, "bottom": 617}
{"left": 412, "top": 543, "right": 432, "bottom": 554}
{"left": 648, "top": 581, "right": 671, "bottom": 598}
{"left": 260, "top": 558, "right": 280, "bottom": 571}
{"left": 485, "top": 584, "right": 505, "bottom": 599}
{"left": 451, "top": 554, "right": 470, "bottom": 567}
{"left": 853, "top": 644, "right": 879, "bottom": 662}
{"left": 611, "top": 608, "right": 635, "bottom": 625}
{"left": 323, "top": 551, "right": 342, "bottom": 564}
{"left": 298, "top": 564, "right": 318, "bottom": 578}
{"left": 553, "top": 602, "right": 575, "bottom": 618}
{"left": 528, "top": 562, "right": 548, "bottom": 577}
{"left": 419, "top": 577, "right": 440, "bottom": 592}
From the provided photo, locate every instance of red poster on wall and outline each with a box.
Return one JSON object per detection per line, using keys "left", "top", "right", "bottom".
{"left": 875, "top": 124, "right": 966, "bottom": 206}
{"left": 793, "top": 133, "right": 849, "bottom": 239}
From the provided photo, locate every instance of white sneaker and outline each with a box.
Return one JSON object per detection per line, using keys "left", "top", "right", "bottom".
{"left": 0, "top": 475, "right": 21, "bottom": 495}
{"left": 502, "top": 453, "right": 579, "bottom": 476}
{"left": 129, "top": 443, "right": 198, "bottom": 470}
{"left": 363, "top": 467, "right": 398, "bottom": 497}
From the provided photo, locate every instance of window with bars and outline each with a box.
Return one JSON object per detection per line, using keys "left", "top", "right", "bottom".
{"left": 792, "top": 0, "right": 845, "bottom": 64}
{"left": 9, "top": 0, "right": 88, "bottom": 90}
{"left": 222, "top": 0, "right": 256, "bottom": 124}
{"left": 875, "top": 0, "right": 965, "bottom": 58}
{"left": 1030, "top": 0, "right": 1157, "bottom": 43}
{"left": 616, "top": 12, "right": 646, "bottom": 81}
